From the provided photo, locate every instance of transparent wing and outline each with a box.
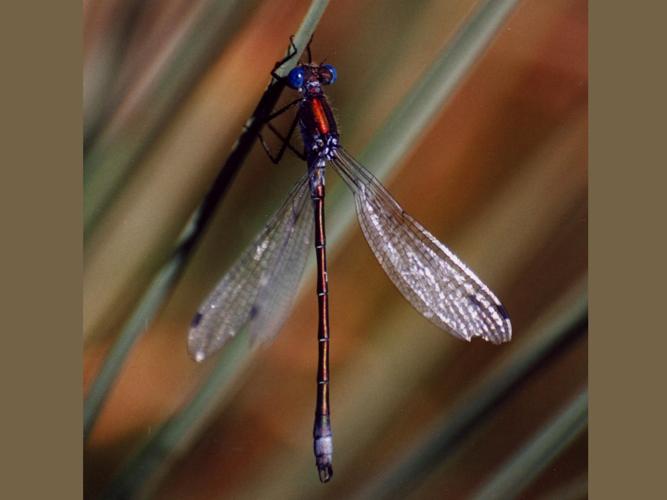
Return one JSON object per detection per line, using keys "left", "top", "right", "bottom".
{"left": 188, "top": 175, "right": 314, "bottom": 361}
{"left": 331, "top": 148, "right": 511, "bottom": 344}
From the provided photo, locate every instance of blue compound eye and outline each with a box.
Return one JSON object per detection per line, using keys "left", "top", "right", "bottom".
{"left": 320, "top": 64, "right": 337, "bottom": 85}
{"left": 287, "top": 67, "right": 305, "bottom": 89}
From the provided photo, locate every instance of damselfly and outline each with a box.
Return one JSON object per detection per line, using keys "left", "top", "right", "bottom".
{"left": 188, "top": 45, "right": 512, "bottom": 483}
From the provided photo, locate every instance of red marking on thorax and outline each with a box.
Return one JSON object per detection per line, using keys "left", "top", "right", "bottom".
{"left": 310, "top": 98, "right": 330, "bottom": 135}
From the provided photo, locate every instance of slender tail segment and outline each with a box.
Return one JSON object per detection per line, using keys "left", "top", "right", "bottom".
{"left": 314, "top": 417, "right": 333, "bottom": 482}
{"left": 311, "top": 179, "right": 333, "bottom": 482}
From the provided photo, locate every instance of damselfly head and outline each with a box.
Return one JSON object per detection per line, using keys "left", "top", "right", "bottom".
{"left": 287, "top": 64, "right": 337, "bottom": 95}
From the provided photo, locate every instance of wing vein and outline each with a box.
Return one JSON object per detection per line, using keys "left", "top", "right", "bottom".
{"left": 188, "top": 175, "right": 314, "bottom": 361}
{"left": 332, "top": 147, "right": 511, "bottom": 344}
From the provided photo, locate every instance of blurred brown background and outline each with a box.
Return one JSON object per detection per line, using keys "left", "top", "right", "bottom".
{"left": 84, "top": 0, "right": 587, "bottom": 498}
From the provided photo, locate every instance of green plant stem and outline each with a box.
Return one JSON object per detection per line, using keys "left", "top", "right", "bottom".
{"left": 324, "top": 0, "right": 521, "bottom": 250}
{"left": 84, "top": 0, "right": 252, "bottom": 237}
{"left": 362, "top": 0, "right": 519, "bottom": 174}
{"left": 354, "top": 294, "right": 587, "bottom": 500}
{"left": 84, "top": 0, "right": 151, "bottom": 153}
{"left": 100, "top": 333, "right": 251, "bottom": 500}
{"left": 83, "top": 0, "right": 330, "bottom": 441}
{"left": 84, "top": 253, "right": 184, "bottom": 440}
{"left": 471, "top": 389, "right": 588, "bottom": 500}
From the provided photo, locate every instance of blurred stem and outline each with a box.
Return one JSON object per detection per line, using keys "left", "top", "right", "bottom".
{"left": 355, "top": 293, "right": 588, "bottom": 500}
{"left": 536, "top": 474, "right": 588, "bottom": 500}
{"left": 359, "top": 0, "right": 519, "bottom": 180}
{"left": 84, "top": 0, "right": 252, "bottom": 237}
{"left": 100, "top": 333, "right": 251, "bottom": 500}
{"left": 83, "top": 0, "right": 330, "bottom": 441}
{"left": 471, "top": 389, "right": 588, "bottom": 500}
{"left": 84, "top": 0, "right": 149, "bottom": 153}
{"left": 325, "top": 0, "right": 521, "bottom": 249}
{"left": 84, "top": 253, "right": 184, "bottom": 440}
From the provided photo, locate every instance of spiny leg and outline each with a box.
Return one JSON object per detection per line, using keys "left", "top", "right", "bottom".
{"left": 266, "top": 98, "right": 302, "bottom": 122}
{"left": 256, "top": 110, "right": 305, "bottom": 164}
